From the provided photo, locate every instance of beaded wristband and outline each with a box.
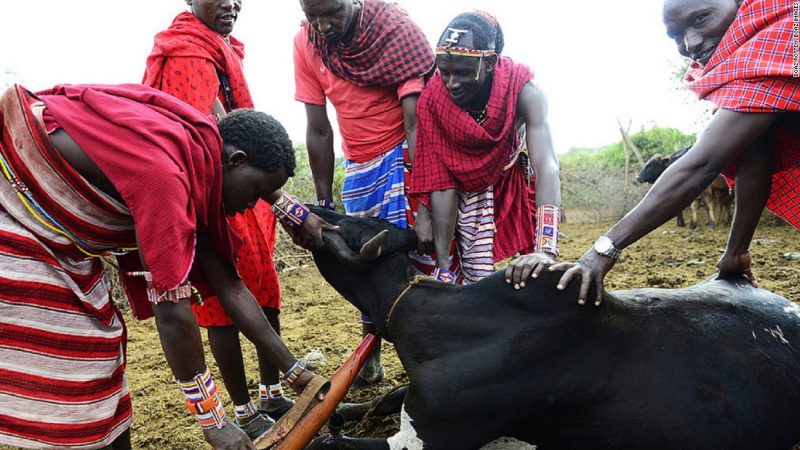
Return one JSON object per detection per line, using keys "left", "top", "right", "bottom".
{"left": 177, "top": 367, "right": 227, "bottom": 430}
{"left": 282, "top": 360, "right": 306, "bottom": 388}
{"left": 535, "top": 205, "right": 561, "bottom": 257}
{"left": 127, "top": 271, "right": 197, "bottom": 305}
{"left": 272, "top": 192, "right": 310, "bottom": 231}
{"left": 432, "top": 268, "right": 456, "bottom": 284}
{"left": 317, "top": 199, "right": 337, "bottom": 211}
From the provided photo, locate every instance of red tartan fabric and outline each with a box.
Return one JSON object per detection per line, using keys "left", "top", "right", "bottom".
{"left": 38, "top": 84, "right": 236, "bottom": 295}
{"left": 306, "top": 0, "right": 433, "bottom": 87}
{"left": 143, "top": 12, "right": 254, "bottom": 111}
{"left": 685, "top": 0, "right": 800, "bottom": 228}
{"left": 409, "top": 57, "right": 533, "bottom": 195}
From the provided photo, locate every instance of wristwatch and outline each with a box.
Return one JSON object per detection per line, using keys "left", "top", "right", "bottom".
{"left": 593, "top": 236, "right": 622, "bottom": 259}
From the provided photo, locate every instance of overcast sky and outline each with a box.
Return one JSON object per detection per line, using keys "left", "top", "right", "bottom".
{"left": 1, "top": 0, "right": 710, "bottom": 154}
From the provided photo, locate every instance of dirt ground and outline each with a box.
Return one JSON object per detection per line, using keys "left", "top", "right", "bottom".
{"left": 9, "top": 218, "right": 798, "bottom": 449}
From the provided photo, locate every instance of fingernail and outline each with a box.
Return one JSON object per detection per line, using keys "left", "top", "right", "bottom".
{"left": 578, "top": 299, "right": 585, "bottom": 305}
{"left": 595, "top": 301, "right": 601, "bottom": 306}
{"left": 520, "top": 282, "right": 526, "bottom": 287}
{"left": 557, "top": 284, "right": 564, "bottom": 290}
{"left": 532, "top": 273, "right": 538, "bottom": 278}
{"left": 514, "top": 283, "right": 519, "bottom": 290}
{"left": 505, "top": 279, "right": 510, "bottom": 284}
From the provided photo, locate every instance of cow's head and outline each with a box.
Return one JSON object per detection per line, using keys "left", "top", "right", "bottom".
{"left": 309, "top": 206, "right": 420, "bottom": 337}
{"left": 636, "top": 154, "right": 668, "bottom": 183}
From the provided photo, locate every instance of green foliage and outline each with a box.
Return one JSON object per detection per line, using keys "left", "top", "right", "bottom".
{"left": 281, "top": 144, "right": 346, "bottom": 203}
{"left": 560, "top": 125, "right": 696, "bottom": 171}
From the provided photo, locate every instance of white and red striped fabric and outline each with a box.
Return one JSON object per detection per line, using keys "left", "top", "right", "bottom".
{"left": 0, "top": 86, "right": 134, "bottom": 448}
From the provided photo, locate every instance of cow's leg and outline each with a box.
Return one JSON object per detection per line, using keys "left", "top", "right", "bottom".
{"left": 690, "top": 199, "right": 700, "bottom": 229}
{"left": 336, "top": 387, "right": 406, "bottom": 422}
{"left": 676, "top": 210, "right": 686, "bottom": 227}
{"left": 705, "top": 190, "right": 716, "bottom": 228}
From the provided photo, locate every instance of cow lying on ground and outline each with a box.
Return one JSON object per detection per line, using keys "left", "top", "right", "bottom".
{"left": 306, "top": 206, "right": 800, "bottom": 450}
{"left": 638, "top": 148, "right": 734, "bottom": 228}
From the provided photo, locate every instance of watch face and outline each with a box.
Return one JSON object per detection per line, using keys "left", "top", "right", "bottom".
{"left": 595, "top": 236, "right": 613, "bottom": 254}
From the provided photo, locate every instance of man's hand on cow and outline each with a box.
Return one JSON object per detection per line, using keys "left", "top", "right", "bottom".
{"left": 716, "top": 250, "right": 759, "bottom": 287}
{"left": 549, "top": 248, "right": 616, "bottom": 306}
{"left": 282, "top": 213, "right": 339, "bottom": 250}
{"left": 203, "top": 418, "right": 256, "bottom": 450}
{"left": 505, "top": 252, "right": 556, "bottom": 289}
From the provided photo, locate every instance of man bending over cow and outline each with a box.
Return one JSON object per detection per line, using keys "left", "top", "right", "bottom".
{"left": 509, "top": 0, "right": 799, "bottom": 304}
{"left": 410, "top": 11, "right": 561, "bottom": 285}
{"left": 0, "top": 84, "right": 330, "bottom": 449}
{"left": 294, "top": 0, "right": 435, "bottom": 388}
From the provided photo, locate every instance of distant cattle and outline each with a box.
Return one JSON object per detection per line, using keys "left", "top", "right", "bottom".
{"left": 638, "top": 147, "right": 733, "bottom": 228}
{"left": 306, "top": 206, "right": 800, "bottom": 450}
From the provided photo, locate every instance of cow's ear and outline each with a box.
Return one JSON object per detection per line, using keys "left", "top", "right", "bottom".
{"left": 360, "top": 230, "right": 388, "bottom": 261}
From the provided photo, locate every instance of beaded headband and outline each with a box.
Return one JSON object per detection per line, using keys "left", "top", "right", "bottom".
{"left": 435, "top": 47, "right": 496, "bottom": 58}
{"left": 436, "top": 27, "right": 496, "bottom": 58}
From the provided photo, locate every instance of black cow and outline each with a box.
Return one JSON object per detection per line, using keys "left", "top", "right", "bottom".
{"left": 307, "top": 206, "right": 800, "bottom": 450}
{"left": 637, "top": 147, "right": 733, "bottom": 229}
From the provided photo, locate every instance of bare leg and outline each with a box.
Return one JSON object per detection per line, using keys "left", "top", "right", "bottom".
{"left": 208, "top": 325, "right": 250, "bottom": 406}
{"left": 97, "top": 428, "right": 131, "bottom": 450}
{"left": 208, "top": 325, "right": 274, "bottom": 438}
{"left": 258, "top": 307, "right": 295, "bottom": 418}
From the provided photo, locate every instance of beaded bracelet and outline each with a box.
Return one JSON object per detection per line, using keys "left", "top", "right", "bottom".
{"left": 317, "top": 199, "right": 337, "bottom": 211}
{"left": 126, "top": 271, "right": 198, "bottom": 305}
{"left": 535, "top": 205, "right": 561, "bottom": 257}
{"left": 283, "top": 360, "right": 306, "bottom": 388}
{"left": 432, "top": 268, "right": 456, "bottom": 284}
{"left": 177, "top": 367, "right": 227, "bottom": 430}
{"left": 272, "top": 192, "right": 310, "bottom": 231}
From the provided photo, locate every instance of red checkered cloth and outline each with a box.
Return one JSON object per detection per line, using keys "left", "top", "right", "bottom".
{"left": 409, "top": 56, "right": 533, "bottom": 197}
{"left": 306, "top": 0, "right": 433, "bottom": 87}
{"left": 685, "top": 0, "right": 800, "bottom": 228}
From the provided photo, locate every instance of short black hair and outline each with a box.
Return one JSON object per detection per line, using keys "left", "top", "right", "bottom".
{"left": 218, "top": 109, "right": 296, "bottom": 176}
{"left": 437, "top": 11, "right": 505, "bottom": 54}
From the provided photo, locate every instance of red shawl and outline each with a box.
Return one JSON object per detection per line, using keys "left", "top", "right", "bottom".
{"left": 685, "top": 0, "right": 800, "bottom": 228}
{"left": 38, "top": 84, "right": 236, "bottom": 294}
{"left": 143, "top": 12, "right": 254, "bottom": 109}
{"left": 306, "top": 0, "right": 433, "bottom": 87}
{"left": 410, "top": 57, "right": 533, "bottom": 196}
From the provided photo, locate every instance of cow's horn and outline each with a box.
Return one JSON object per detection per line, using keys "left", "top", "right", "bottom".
{"left": 359, "top": 230, "right": 388, "bottom": 261}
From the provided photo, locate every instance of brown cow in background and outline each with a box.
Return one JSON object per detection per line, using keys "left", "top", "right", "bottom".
{"left": 637, "top": 147, "right": 734, "bottom": 228}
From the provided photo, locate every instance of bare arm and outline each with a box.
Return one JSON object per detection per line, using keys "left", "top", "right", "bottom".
{"left": 401, "top": 94, "right": 419, "bottom": 163}
{"left": 305, "top": 103, "right": 335, "bottom": 203}
{"left": 556, "top": 109, "right": 779, "bottom": 305}
{"left": 519, "top": 82, "right": 560, "bottom": 208}
{"left": 196, "top": 234, "right": 312, "bottom": 389}
{"left": 717, "top": 126, "right": 776, "bottom": 284}
{"left": 504, "top": 83, "right": 561, "bottom": 286}
{"left": 430, "top": 189, "right": 459, "bottom": 269}
{"left": 606, "top": 110, "right": 777, "bottom": 248}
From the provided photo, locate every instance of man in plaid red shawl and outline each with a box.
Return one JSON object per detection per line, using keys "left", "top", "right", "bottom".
{"left": 143, "top": 0, "right": 295, "bottom": 436}
{"left": 550, "top": 0, "right": 800, "bottom": 306}
{"left": 294, "top": 0, "right": 434, "bottom": 387}
{"left": 409, "top": 11, "right": 561, "bottom": 286}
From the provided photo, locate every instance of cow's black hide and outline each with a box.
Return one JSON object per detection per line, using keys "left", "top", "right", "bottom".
{"left": 308, "top": 206, "right": 800, "bottom": 450}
